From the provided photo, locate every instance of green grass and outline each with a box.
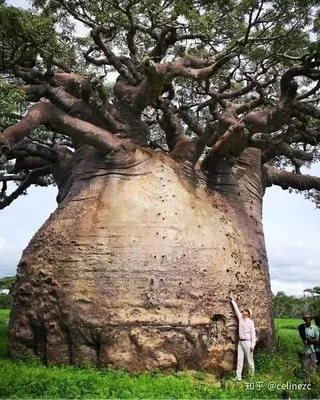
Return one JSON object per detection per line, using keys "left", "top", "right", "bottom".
{"left": 275, "top": 318, "right": 302, "bottom": 330}
{"left": 0, "top": 310, "right": 319, "bottom": 399}
{"left": 274, "top": 318, "right": 303, "bottom": 357}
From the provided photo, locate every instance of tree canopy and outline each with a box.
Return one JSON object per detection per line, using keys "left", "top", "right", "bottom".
{"left": 273, "top": 287, "right": 320, "bottom": 319}
{"left": 0, "top": 275, "right": 16, "bottom": 290}
{"left": 1, "top": 0, "right": 320, "bottom": 208}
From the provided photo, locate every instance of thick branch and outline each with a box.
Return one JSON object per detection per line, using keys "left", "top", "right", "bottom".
{"left": 249, "top": 139, "right": 314, "bottom": 163}
{"left": 50, "top": 57, "right": 72, "bottom": 73}
{"left": 19, "top": 84, "right": 120, "bottom": 133}
{"left": 204, "top": 122, "right": 251, "bottom": 164}
{"left": 15, "top": 67, "right": 92, "bottom": 101}
{"left": 264, "top": 165, "right": 320, "bottom": 191}
{"left": 6, "top": 139, "right": 57, "bottom": 163}
{"left": 180, "top": 110, "right": 204, "bottom": 137}
{"left": 297, "top": 80, "right": 320, "bottom": 101}
{"left": 235, "top": 98, "right": 265, "bottom": 115}
{"left": 134, "top": 53, "right": 236, "bottom": 112}
{"left": 148, "top": 27, "right": 177, "bottom": 62}
{"left": 201, "top": 65, "right": 304, "bottom": 171}
{"left": 0, "top": 103, "right": 123, "bottom": 155}
{"left": 281, "top": 66, "right": 320, "bottom": 100}
{"left": 9, "top": 156, "right": 50, "bottom": 174}
{"left": 159, "top": 104, "right": 187, "bottom": 151}
{"left": 169, "top": 53, "right": 237, "bottom": 80}
{"left": 243, "top": 79, "right": 295, "bottom": 134}
{"left": 219, "top": 81, "right": 256, "bottom": 100}
{"left": 159, "top": 103, "right": 211, "bottom": 166}
{"left": 0, "top": 174, "right": 26, "bottom": 182}
{"left": 90, "top": 27, "right": 136, "bottom": 85}
{"left": 295, "top": 101, "right": 320, "bottom": 119}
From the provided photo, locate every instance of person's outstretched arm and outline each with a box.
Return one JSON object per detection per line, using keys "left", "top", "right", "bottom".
{"left": 230, "top": 297, "right": 242, "bottom": 320}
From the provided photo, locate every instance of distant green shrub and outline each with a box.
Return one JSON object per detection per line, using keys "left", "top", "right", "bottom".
{"left": 0, "top": 276, "right": 16, "bottom": 290}
{"left": 0, "top": 294, "right": 12, "bottom": 309}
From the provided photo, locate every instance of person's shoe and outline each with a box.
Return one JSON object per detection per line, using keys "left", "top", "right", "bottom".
{"left": 231, "top": 377, "right": 242, "bottom": 381}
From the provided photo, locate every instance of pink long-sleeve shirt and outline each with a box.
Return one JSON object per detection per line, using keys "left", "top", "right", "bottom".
{"left": 232, "top": 300, "right": 256, "bottom": 347}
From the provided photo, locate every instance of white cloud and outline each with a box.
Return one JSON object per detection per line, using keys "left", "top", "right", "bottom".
{"left": 271, "top": 280, "right": 311, "bottom": 297}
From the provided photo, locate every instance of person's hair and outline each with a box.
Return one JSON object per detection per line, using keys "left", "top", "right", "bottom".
{"left": 282, "top": 390, "right": 290, "bottom": 399}
{"left": 242, "top": 308, "right": 251, "bottom": 318}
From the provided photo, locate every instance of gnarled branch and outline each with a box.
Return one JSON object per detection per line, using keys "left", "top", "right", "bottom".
{"left": 0, "top": 165, "right": 51, "bottom": 211}
{"left": 133, "top": 53, "right": 236, "bottom": 112}
{"left": 249, "top": 139, "right": 314, "bottom": 163}
{"left": 0, "top": 103, "right": 123, "bottom": 156}
{"left": 264, "top": 165, "right": 320, "bottom": 191}
{"left": 90, "top": 26, "right": 136, "bottom": 85}
{"left": 159, "top": 103, "right": 187, "bottom": 151}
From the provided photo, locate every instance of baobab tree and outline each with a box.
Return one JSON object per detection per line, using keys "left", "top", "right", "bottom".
{"left": 0, "top": 0, "right": 320, "bottom": 373}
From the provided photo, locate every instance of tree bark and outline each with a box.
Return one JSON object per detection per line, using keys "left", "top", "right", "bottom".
{"left": 8, "top": 145, "right": 274, "bottom": 373}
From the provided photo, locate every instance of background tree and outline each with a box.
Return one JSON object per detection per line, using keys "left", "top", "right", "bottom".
{"left": 0, "top": 0, "right": 320, "bottom": 372}
{"left": 0, "top": 276, "right": 16, "bottom": 291}
{"left": 272, "top": 289, "right": 320, "bottom": 319}
{"left": 0, "top": 276, "right": 15, "bottom": 309}
{"left": 304, "top": 286, "right": 320, "bottom": 298}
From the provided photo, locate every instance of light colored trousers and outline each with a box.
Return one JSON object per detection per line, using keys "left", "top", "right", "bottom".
{"left": 236, "top": 340, "right": 255, "bottom": 379}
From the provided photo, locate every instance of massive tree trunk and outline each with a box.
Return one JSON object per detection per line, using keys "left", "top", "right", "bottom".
{"left": 8, "top": 143, "right": 274, "bottom": 373}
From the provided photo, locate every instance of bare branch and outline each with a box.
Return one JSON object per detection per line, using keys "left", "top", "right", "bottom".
{"left": 90, "top": 27, "right": 136, "bottom": 85}
{"left": 280, "top": 66, "right": 320, "bottom": 102}
{"left": 159, "top": 103, "right": 187, "bottom": 151}
{"left": 0, "top": 103, "right": 123, "bottom": 155}
{"left": 56, "top": 0, "right": 96, "bottom": 28}
{"left": 158, "top": 101, "right": 212, "bottom": 166}
{"left": 18, "top": 84, "right": 121, "bottom": 133}
{"left": 297, "top": 80, "right": 320, "bottom": 101}
{"left": 148, "top": 27, "right": 177, "bottom": 62}
{"left": 248, "top": 139, "right": 314, "bottom": 163}
{"left": 0, "top": 174, "right": 26, "bottom": 182}
{"left": 133, "top": 53, "right": 236, "bottom": 112}
{"left": 219, "top": 81, "right": 256, "bottom": 100}
{"left": 180, "top": 109, "right": 204, "bottom": 137}
{"left": 9, "top": 156, "right": 50, "bottom": 174}
{"left": 264, "top": 165, "right": 320, "bottom": 191}
{"left": 203, "top": 121, "right": 251, "bottom": 170}
{"left": 295, "top": 101, "right": 320, "bottom": 119}
{"left": 0, "top": 165, "right": 51, "bottom": 211}
{"left": 15, "top": 67, "right": 92, "bottom": 101}
{"left": 6, "top": 139, "right": 57, "bottom": 163}
{"left": 50, "top": 57, "right": 72, "bottom": 73}
{"left": 126, "top": 26, "right": 138, "bottom": 63}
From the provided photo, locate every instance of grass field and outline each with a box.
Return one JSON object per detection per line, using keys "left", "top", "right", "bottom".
{"left": 0, "top": 310, "right": 319, "bottom": 399}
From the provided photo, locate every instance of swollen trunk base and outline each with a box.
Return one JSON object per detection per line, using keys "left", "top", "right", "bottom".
{"left": 9, "top": 149, "right": 274, "bottom": 373}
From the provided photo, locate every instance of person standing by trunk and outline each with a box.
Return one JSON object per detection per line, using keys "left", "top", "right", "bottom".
{"left": 229, "top": 296, "right": 256, "bottom": 381}
{"left": 299, "top": 314, "right": 319, "bottom": 370}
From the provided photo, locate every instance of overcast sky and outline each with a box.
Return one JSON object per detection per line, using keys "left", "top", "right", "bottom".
{"left": 1, "top": 0, "right": 319, "bottom": 296}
